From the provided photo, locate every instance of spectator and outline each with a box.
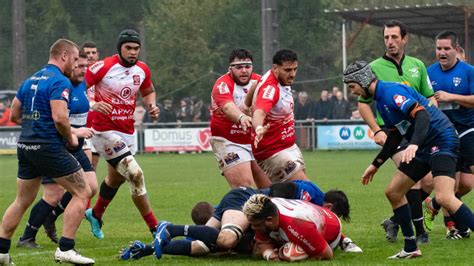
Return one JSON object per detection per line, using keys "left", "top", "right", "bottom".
{"left": 330, "top": 86, "right": 340, "bottom": 102}
{"left": 331, "top": 91, "right": 351, "bottom": 119}
{"left": 312, "top": 90, "right": 332, "bottom": 121}
{"left": 294, "top": 91, "right": 313, "bottom": 121}
{"left": 191, "top": 97, "right": 210, "bottom": 122}
{"left": 158, "top": 99, "right": 177, "bottom": 127}
{"left": 0, "top": 101, "right": 16, "bottom": 126}
{"left": 133, "top": 100, "right": 146, "bottom": 126}
{"left": 176, "top": 98, "right": 193, "bottom": 126}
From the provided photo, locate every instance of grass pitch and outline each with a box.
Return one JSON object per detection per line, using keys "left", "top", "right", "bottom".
{"left": 0, "top": 151, "right": 473, "bottom": 265}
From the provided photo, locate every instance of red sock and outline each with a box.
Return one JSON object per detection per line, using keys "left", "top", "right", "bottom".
{"left": 142, "top": 211, "right": 159, "bottom": 230}
{"left": 86, "top": 198, "right": 91, "bottom": 209}
{"left": 92, "top": 195, "right": 112, "bottom": 220}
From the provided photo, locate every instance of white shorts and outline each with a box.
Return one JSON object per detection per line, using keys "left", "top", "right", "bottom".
{"left": 83, "top": 138, "right": 97, "bottom": 153}
{"left": 210, "top": 136, "right": 254, "bottom": 173}
{"left": 258, "top": 144, "right": 305, "bottom": 183}
{"left": 91, "top": 130, "right": 136, "bottom": 161}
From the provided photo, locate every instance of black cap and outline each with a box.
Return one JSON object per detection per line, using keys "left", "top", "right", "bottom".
{"left": 117, "top": 29, "right": 141, "bottom": 54}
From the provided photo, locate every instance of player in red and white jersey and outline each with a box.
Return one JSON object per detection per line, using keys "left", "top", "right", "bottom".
{"left": 210, "top": 49, "right": 266, "bottom": 188}
{"left": 83, "top": 29, "right": 161, "bottom": 240}
{"left": 243, "top": 195, "right": 342, "bottom": 261}
{"left": 251, "top": 49, "right": 309, "bottom": 183}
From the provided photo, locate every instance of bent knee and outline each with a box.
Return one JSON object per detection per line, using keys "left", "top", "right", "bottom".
{"left": 216, "top": 232, "right": 238, "bottom": 250}
{"left": 385, "top": 188, "right": 403, "bottom": 202}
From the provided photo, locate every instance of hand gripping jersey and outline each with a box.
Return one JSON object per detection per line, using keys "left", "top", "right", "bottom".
{"left": 16, "top": 64, "right": 71, "bottom": 144}
{"left": 211, "top": 72, "right": 261, "bottom": 144}
{"left": 252, "top": 70, "right": 295, "bottom": 160}
{"left": 256, "top": 198, "right": 341, "bottom": 257}
{"left": 374, "top": 81, "right": 454, "bottom": 147}
{"left": 427, "top": 60, "right": 474, "bottom": 135}
{"left": 85, "top": 54, "right": 152, "bottom": 134}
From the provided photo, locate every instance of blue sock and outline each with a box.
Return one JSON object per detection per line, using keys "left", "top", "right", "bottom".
{"left": 163, "top": 240, "right": 192, "bottom": 255}
{"left": 394, "top": 204, "right": 417, "bottom": 252}
{"left": 59, "top": 237, "right": 75, "bottom": 251}
{"left": 20, "top": 199, "right": 53, "bottom": 240}
{"left": 452, "top": 204, "right": 474, "bottom": 230}
{"left": 0, "top": 238, "right": 11, "bottom": 253}
{"left": 167, "top": 225, "right": 218, "bottom": 249}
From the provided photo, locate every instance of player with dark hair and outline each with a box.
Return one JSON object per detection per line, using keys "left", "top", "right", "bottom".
{"left": 343, "top": 60, "right": 474, "bottom": 259}
{"left": 242, "top": 194, "right": 342, "bottom": 261}
{"left": 191, "top": 202, "right": 215, "bottom": 225}
{"left": 424, "top": 30, "right": 474, "bottom": 238}
{"left": 16, "top": 52, "right": 97, "bottom": 247}
{"left": 251, "top": 49, "right": 309, "bottom": 183}
{"left": 210, "top": 48, "right": 264, "bottom": 188}
{"left": 0, "top": 39, "right": 94, "bottom": 264}
{"left": 83, "top": 29, "right": 161, "bottom": 240}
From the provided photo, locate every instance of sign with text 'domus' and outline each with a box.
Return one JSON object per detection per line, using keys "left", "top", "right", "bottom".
{"left": 317, "top": 125, "right": 379, "bottom": 150}
{"left": 144, "top": 128, "right": 212, "bottom": 152}
{"left": 0, "top": 131, "right": 20, "bottom": 154}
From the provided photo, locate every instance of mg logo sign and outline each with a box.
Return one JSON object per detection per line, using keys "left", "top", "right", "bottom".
{"left": 354, "top": 126, "right": 365, "bottom": 140}
{"left": 339, "top": 127, "right": 351, "bottom": 140}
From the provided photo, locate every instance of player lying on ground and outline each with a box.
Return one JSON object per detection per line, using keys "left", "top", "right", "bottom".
{"left": 118, "top": 180, "right": 361, "bottom": 260}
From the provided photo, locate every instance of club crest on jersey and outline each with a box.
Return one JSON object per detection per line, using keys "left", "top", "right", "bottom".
{"left": 218, "top": 82, "right": 230, "bottom": 94}
{"left": 453, "top": 77, "right": 461, "bottom": 87}
{"left": 301, "top": 191, "right": 312, "bottom": 202}
{"left": 393, "top": 95, "right": 407, "bottom": 107}
{"left": 61, "top": 89, "right": 69, "bottom": 101}
{"left": 120, "top": 87, "right": 132, "bottom": 99}
{"left": 431, "top": 146, "right": 439, "bottom": 154}
{"left": 262, "top": 85, "right": 276, "bottom": 100}
{"left": 224, "top": 152, "right": 240, "bottom": 165}
{"left": 409, "top": 67, "right": 419, "bottom": 78}
{"left": 133, "top": 75, "right": 140, "bottom": 85}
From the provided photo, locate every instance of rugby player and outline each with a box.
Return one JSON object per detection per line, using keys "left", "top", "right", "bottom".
{"left": 343, "top": 61, "right": 474, "bottom": 259}
{"left": 83, "top": 29, "right": 160, "bottom": 240}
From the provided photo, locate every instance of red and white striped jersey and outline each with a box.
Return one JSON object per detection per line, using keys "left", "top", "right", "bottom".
{"left": 210, "top": 72, "right": 260, "bottom": 144}
{"left": 256, "top": 198, "right": 341, "bottom": 257}
{"left": 85, "top": 55, "right": 152, "bottom": 134}
{"left": 252, "top": 70, "right": 295, "bottom": 160}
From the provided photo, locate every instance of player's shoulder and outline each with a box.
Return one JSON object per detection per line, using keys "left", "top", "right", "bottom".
{"left": 88, "top": 55, "right": 118, "bottom": 75}
{"left": 251, "top": 72, "right": 262, "bottom": 81}
{"left": 404, "top": 55, "right": 426, "bottom": 67}
{"left": 215, "top": 72, "right": 233, "bottom": 85}
{"left": 135, "top": 60, "right": 151, "bottom": 73}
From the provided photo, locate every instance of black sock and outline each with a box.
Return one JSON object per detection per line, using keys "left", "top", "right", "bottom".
{"left": 0, "top": 238, "right": 11, "bottom": 253}
{"left": 420, "top": 189, "right": 430, "bottom": 202}
{"left": 406, "top": 189, "right": 425, "bottom": 236}
{"left": 444, "top": 215, "right": 453, "bottom": 227}
{"left": 51, "top": 192, "right": 72, "bottom": 219}
{"left": 389, "top": 215, "right": 398, "bottom": 224}
{"left": 167, "top": 225, "right": 218, "bottom": 249}
{"left": 163, "top": 240, "right": 192, "bottom": 255}
{"left": 394, "top": 204, "right": 417, "bottom": 252}
{"left": 58, "top": 237, "right": 75, "bottom": 251}
{"left": 20, "top": 199, "right": 53, "bottom": 241}
{"left": 431, "top": 197, "right": 441, "bottom": 210}
{"left": 451, "top": 204, "right": 474, "bottom": 230}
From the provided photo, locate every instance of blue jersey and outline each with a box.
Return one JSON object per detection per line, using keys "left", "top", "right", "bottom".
{"left": 16, "top": 64, "right": 71, "bottom": 144}
{"left": 292, "top": 180, "right": 325, "bottom": 206}
{"left": 374, "top": 81, "right": 454, "bottom": 147}
{"left": 68, "top": 81, "right": 89, "bottom": 150}
{"left": 427, "top": 60, "right": 474, "bottom": 134}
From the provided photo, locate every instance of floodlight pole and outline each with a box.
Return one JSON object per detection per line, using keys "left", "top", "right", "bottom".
{"left": 342, "top": 19, "right": 347, "bottom": 99}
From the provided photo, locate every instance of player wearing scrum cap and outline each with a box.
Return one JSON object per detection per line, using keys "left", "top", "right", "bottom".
{"left": 343, "top": 61, "right": 474, "bottom": 259}
{"left": 83, "top": 29, "right": 161, "bottom": 240}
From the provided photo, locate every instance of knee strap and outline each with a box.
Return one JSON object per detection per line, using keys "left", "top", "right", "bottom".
{"left": 115, "top": 155, "right": 147, "bottom": 196}
{"left": 221, "top": 224, "right": 243, "bottom": 241}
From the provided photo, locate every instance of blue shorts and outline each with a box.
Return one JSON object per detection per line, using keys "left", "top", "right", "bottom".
{"left": 458, "top": 131, "right": 474, "bottom": 170}
{"left": 17, "top": 143, "right": 81, "bottom": 180}
{"left": 42, "top": 148, "right": 93, "bottom": 184}
{"left": 212, "top": 187, "right": 257, "bottom": 221}
{"left": 398, "top": 128, "right": 459, "bottom": 181}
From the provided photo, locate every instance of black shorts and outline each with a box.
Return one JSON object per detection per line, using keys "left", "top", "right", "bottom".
{"left": 212, "top": 187, "right": 257, "bottom": 221}
{"left": 42, "top": 148, "right": 93, "bottom": 184}
{"left": 17, "top": 143, "right": 81, "bottom": 180}
{"left": 457, "top": 131, "right": 474, "bottom": 171}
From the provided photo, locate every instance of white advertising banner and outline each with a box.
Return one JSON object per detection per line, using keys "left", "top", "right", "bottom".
{"left": 144, "top": 127, "right": 212, "bottom": 152}
{"left": 317, "top": 125, "right": 379, "bottom": 150}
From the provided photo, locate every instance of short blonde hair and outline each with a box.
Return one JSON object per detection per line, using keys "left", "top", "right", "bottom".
{"left": 49, "top": 39, "right": 79, "bottom": 59}
{"left": 242, "top": 194, "right": 273, "bottom": 219}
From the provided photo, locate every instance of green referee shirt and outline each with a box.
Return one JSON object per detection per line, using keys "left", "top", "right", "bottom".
{"left": 359, "top": 54, "right": 434, "bottom": 125}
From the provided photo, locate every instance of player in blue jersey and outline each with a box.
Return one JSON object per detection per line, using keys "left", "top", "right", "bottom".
{"left": 0, "top": 39, "right": 95, "bottom": 265}
{"left": 343, "top": 61, "right": 474, "bottom": 259}
{"left": 424, "top": 31, "right": 474, "bottom": 238}
{"left": 16, "top": 52, "right": 98, "bottom": 248}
